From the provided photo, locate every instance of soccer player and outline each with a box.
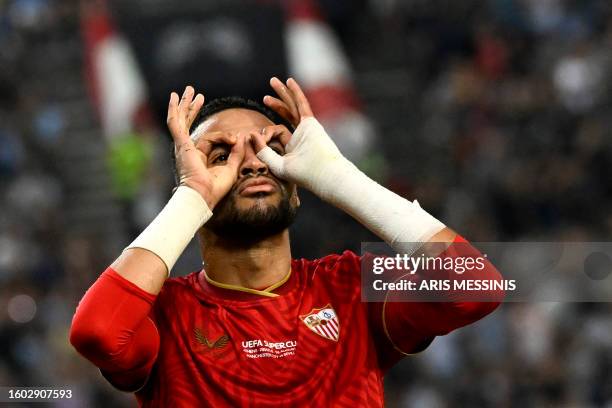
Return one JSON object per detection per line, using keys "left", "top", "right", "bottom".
{"left": 70, "top": 77, "right": 503, "bottom": 407}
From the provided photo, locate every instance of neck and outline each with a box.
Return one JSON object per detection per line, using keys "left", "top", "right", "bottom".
{"left": 199, "top": 229, "right": 292, "bottom": 290}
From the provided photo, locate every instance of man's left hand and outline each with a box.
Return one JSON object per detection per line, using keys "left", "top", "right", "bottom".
{"left": 251, "top": 78, "right": 347, "bottom": 198}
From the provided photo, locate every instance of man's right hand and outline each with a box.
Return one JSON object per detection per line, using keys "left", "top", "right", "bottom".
{"left": 167, "top": 86, "right": 244, "bottom": 209}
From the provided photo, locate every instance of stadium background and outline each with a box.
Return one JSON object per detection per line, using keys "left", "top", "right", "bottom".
{"left": 1, "top": 0, "right": 612, "bottom": 406}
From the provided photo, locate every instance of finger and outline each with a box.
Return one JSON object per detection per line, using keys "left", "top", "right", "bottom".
{"left": 286, "top": 78, "right": 314, "bottom": 118}
{"left": 275, "top": 126, "right": 293, "bottom": 147}
{"left": 174, "top": 140, "right": 204, "bottom": 177}
{"left": 197, "top": 131, "right": 238, "bottom": 156}
{"left": 174, "top": 139, "right": 196, "bottom": 155}
{"left": 263, "top": 95, "right": 298, "bottom": 126}
{"left": 256, "top": 146, "right": 285, "bottom": 177}
{"left": 187, "top": 93, "right": 205, "bottom": 127}
{"left": 179, "top": 86, "right": 195, "bottom": 113}
{"left": 249, "top": 130, "right": 268, "bottom": 153}
{"left": 250, "top": 130, "right": 286, "bottom": 177}
{"left": 270, "top": 77, "right": 299, "bottom": 121}
{"left": 262, "top": 125, "right": 292, "bottom": 147}
{"left": 167, "top": 92, "right": 184, "bottom": 142}
{"left": 226, "top": 134, "right": 246, "bottom": 170}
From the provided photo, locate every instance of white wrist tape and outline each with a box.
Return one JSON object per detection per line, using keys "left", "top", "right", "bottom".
{"left": 319, "top": 158, "right": 446, "bottom": 255}
{"left": 125, "top": 186, "right": 212, "bottom": 276}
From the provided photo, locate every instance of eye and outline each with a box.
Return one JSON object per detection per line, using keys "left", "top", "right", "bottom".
{"left": 268, "top": 141, "right": 285, "bottom": 156}
{"left": 209, "top": 144, "right": 231, "bottom": 165}
{"left": 212, "top": 153, "right": 229, "bottom": 164}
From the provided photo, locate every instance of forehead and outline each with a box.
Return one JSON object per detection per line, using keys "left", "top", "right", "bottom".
{"left": 192, "top": 108, "right": 275, "bottom": 140}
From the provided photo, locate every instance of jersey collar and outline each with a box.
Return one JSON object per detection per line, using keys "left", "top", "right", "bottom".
{"left": 195, "top": 264, "right": 298, "bottom": 303}
{"left": 202, "top": 268, "right": 291, "bottom": 298}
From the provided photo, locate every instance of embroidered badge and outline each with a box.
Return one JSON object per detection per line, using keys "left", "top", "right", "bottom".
{"left": 299, "top": 304, "right": 340, "bottom": 341}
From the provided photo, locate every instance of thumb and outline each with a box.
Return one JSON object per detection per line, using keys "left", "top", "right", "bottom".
{"left": 227, "top": 135, "right": 246, "bottom": 171}
{"left": 257, "top": 146, "right": 285, "bottom": 177}
{"left": 249, "top": 129, "right": 268, "bottom": 153}
{"left": 250, "top": 131, "right": 285, "bottom": 176}
{"left": 250, "top": 132, "right": 285, "bottom": 177}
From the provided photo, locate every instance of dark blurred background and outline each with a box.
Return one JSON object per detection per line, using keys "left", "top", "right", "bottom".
{"left": 2, "top": 0, "right": 612, "bottom": 406}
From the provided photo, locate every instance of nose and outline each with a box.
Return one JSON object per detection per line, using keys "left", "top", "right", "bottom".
{"left": 239, "top": 147, "right": 268, "bottom": 177}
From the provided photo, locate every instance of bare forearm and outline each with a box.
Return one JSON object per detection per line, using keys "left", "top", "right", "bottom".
{"left": 111, "top": 248, "right": 168, "bottom": 295}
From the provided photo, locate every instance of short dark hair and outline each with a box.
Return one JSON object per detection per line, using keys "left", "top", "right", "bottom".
{"left": 189, "top": 96, "right": 294, "bottom": 134}
{"left": 172, "top": 96, "right": 293, "bottom": 186}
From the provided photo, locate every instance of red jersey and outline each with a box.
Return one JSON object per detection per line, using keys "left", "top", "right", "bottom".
{"left": 71, "top": 238, "right": 502, "bottom": 407}
{"left": 133, "top": 251, "right": 401, "bottom": 407}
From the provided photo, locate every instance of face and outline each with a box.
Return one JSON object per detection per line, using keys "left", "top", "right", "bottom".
{"left": 192, "top": 108, "right": 299, "bottom": 242}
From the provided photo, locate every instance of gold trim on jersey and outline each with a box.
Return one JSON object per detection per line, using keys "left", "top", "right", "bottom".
{"left": 382, "top": 273, "right": 432, "bottom": 356}
{"left": 203, "top": 268, "right": 291, "bottom": 298}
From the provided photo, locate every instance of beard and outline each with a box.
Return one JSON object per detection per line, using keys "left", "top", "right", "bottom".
{"left": 205, "top": 178, "right": 298, "bottom": 245}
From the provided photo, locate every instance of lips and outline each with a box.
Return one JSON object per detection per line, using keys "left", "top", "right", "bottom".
{"left": 238, "top": 177, "right": 279, "bottom": 196}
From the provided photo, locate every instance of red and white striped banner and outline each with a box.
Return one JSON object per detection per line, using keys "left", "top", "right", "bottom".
{"left": 81, "top": 0, "right": 152, "bottom": 141}
{"left": 284, "top": 0, "right": 375, "bottom": 162}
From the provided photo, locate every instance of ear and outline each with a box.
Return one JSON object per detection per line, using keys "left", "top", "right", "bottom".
{"left": 290, "top": 184, "right": 300, "bottom": 208}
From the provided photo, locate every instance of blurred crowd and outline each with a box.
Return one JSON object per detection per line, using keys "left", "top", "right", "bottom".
{"left": 1, "top": 0, "right": 612, "bottom": 407}
{"left": 359, "top": 1, "right": 612, "bottom": 406}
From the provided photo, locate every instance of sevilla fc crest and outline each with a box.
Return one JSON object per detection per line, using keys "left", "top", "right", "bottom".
{"left": 300, "top": 304, "right": 340, "bottom": 342}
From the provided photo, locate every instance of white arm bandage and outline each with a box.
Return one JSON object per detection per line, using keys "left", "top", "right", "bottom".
{"left": 125, "top": 186, "right": 212, "bottom": 276}
{"left": 257, "top": 117, "right": 445, "bottom": 255}
{"left": 318, "top": 158, "right": 446, "bottom": 255}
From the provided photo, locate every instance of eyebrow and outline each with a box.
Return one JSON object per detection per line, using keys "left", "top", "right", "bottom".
{"left": 207, "top": 141, "right": 230, "bottom": 154}
{"left": 209, "top": 141, "right": 230, "bottom": 147}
